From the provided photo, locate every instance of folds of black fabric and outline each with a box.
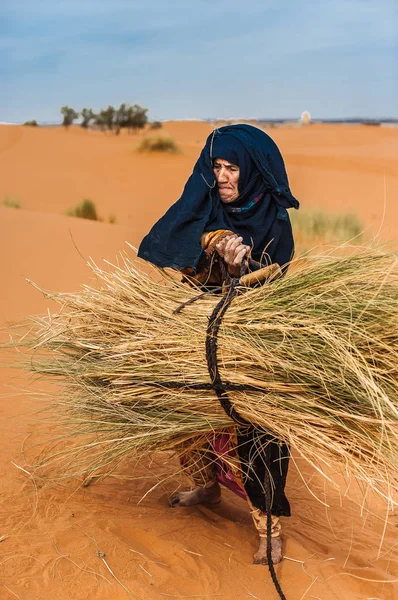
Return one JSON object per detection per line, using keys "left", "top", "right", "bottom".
{"left": 138, "top": 124, "right": 299, "bottom": 272}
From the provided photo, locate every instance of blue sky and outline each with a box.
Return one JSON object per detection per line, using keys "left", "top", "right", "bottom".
{"left": 1, "top": 0, "right": 397, "bottom": 122}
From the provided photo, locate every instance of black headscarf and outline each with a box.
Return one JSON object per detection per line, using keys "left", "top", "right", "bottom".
{"left": 138, "top": 124, "right": 299, "bottom": 270}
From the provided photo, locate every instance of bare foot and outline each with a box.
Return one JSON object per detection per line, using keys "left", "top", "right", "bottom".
{"left": 253, "top": 537, "right": 283, "bottom": 565}
{"left": 169, "top": 483, "right": 221, "bottom": 507}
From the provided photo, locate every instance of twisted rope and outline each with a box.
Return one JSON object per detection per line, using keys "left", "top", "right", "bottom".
{"left": 204, "top": 272, "right": 286, "bottom": 600}
{"left": 166, "top": 258, "right": 287, "bottom": 598}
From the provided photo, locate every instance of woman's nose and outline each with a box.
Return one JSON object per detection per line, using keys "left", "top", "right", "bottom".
{"left": 218, "top": 167, "right": 228, "bottom": 182}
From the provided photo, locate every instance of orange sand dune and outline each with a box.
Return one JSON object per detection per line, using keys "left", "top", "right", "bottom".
{"left": 1, "top": 122, "right": 398, "bottom": 237}
{"left": 1, "top": 122, "right": 398, "bottom": 600}
{"left": 0, "top": 122, "right": 213, "bottom": 237}
{"left": 0, "top": 207, "right": 143, "bottom": 321}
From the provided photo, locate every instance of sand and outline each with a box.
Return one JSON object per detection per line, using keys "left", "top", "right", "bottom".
{"left": 0, "top": 122, "right": 397, "bottom": 600}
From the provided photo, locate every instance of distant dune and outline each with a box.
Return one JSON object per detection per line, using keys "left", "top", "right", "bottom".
{"left": 1, "top": 121, "right": 397, "bottom": 236}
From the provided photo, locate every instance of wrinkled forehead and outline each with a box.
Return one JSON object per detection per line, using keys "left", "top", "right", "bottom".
{"left": 213, "top": 157, "right": 239, "bottom": 168}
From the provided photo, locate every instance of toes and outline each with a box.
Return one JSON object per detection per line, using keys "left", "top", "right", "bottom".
{"left": 271, "top": 552, "right": 283, "bottom": 564}
{"left": 169, "top": 495, "right": 181, "bottom": 508}
{"left": 253, "top": 555, "right": 268, "bottom": 565}
{"left": 253, "top": 554, "right": 281, "bottom": 565}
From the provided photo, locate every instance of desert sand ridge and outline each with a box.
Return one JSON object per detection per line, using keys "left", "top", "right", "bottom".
{"left": 0, "top": 121, "right": 397, "bottom": 600}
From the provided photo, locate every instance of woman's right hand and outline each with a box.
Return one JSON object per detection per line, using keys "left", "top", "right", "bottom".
{"left": 216, "top": 235, "right": 250, "bottom": 276}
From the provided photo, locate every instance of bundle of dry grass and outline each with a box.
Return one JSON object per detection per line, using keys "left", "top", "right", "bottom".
{"left": 11, "top": 246, "right": 398, "bottom": 503}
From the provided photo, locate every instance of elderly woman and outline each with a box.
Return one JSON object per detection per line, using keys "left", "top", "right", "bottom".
{"left": 138, "top": 124, "right": 299, "bottom": 564}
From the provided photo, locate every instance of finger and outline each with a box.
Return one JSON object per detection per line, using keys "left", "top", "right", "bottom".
{"left": 225, "top": 236, "right": 242, "bottom": 253}
{"left": 230, "top": 236, "right": 243, "bottom": 252}
{"left": 223, "top": 238, "right": 233, "bottom": 256}
{"left": 232, "top": 244, "right": 248, "bottom": 258}
{"left": 216, "top": 235, "right": 235, "bottom": 256}
{"left": 225, "top": 245, "right": 246, "bottom": 268}
{"left": 215, "top": 241, "right": 226, "bottom": 256}
{"left": 233, "top": 246, "right": 246, "bottom": 265}
{"left": 225, "top": 237, "right": 243, "bottom": 261}
{"left": 233, "top": 247, "right": 248, "bottom": 266}
{"left": 215, "top": 238, "right": 229, "bottom": 256}
{"left": 220, "top": 235, "right": 234, "bottom": 245}
{"left": 225, "top": 247, "right": 246, "bottom": 267}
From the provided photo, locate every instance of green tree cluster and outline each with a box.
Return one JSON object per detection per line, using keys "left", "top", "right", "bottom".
{"left": 61, "top": 106, "right": 79, "bottom": 129}
{"left": 60, "top": 104, "right": 148, "bottom": 134}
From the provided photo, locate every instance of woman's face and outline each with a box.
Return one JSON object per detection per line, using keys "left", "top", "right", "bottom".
{"left": 213, "top": 158, "right": 240, "bottom": 203}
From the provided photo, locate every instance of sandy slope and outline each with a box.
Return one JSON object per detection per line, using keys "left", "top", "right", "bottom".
{"left": 1, "top": 123, "right": 398, "bottom": 600}
{"left": 1, "top": 122, "right": 398, "bottom": 236}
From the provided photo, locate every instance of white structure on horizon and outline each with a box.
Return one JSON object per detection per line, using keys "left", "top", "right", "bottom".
{"left": 300, "top": 111, "right": 311, "bottom": 125}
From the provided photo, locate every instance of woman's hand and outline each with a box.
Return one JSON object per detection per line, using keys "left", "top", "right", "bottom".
{"left": 216, "top": 235, "right": 250, "bottom": 277}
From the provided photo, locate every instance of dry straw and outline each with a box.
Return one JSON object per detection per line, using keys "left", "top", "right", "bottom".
{"left": 9, "top": 246, "right": 398, "bottom": 504}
